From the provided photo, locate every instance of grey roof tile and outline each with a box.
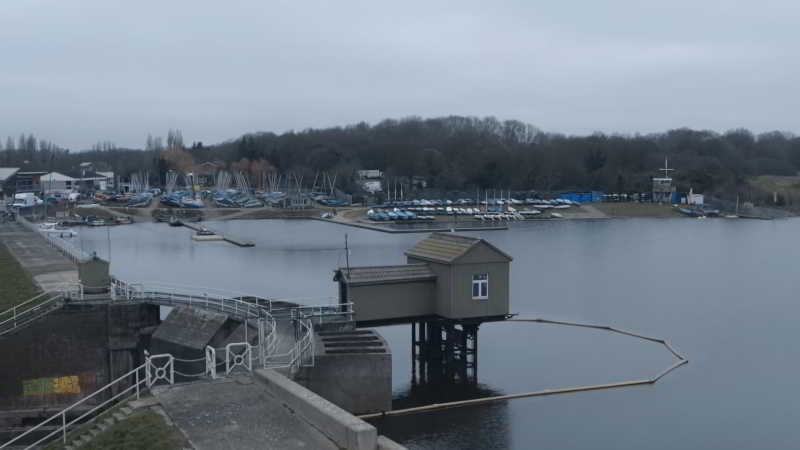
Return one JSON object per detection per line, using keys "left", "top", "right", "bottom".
{"left": 405, "top": 232, "right": 512, "bottom": 263}
{"left": 339, "top": 264, "right": 436, "bottom": 285}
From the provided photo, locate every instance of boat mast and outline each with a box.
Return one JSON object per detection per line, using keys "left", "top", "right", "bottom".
{"left": 344, "top": 234, "right": 351, "bottom": 276}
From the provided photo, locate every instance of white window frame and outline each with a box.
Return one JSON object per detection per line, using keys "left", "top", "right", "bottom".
{"left": 472, "top": 273, "right": 489, "bottom": 300}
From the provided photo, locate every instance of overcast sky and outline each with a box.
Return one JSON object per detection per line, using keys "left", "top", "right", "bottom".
{"left": 1, "top": 1, "right": 798, "bottom": 150}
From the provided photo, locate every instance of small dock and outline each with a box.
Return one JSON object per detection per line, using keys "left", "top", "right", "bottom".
{"left": 181, "top": 222, "right": 255, "bottom": 247}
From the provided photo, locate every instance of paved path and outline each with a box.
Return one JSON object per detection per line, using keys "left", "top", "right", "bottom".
{"left": 152, "top": 376, "right": 338, "bottom": 450}
{"left": 0, "top": 222, "right": 78, "bottom": 291}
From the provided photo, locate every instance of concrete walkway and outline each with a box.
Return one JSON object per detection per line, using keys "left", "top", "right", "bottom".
{"left": 0, "top": 222, "right": 78, "bottom": 291}
{"left": 152, "top": 376, "right": 339, "bottom": 450}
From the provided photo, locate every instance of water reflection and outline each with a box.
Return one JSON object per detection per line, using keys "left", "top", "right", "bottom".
{"left": 373, "top": 382, "right": 510, "bottom": 450}
{"left": 76, "top": 218, "right": 800, "bottom": 450}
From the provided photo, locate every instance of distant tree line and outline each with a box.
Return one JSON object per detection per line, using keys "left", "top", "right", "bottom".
{"left": 2, "top": 117, "right": 800, "bottom": 203}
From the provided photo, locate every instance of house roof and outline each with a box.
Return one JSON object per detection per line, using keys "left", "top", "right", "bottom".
{"left": 0, "top": 167, "right": 20, "bottom": 181}
{"left": 42, "top": 172, "right": 76, "bottom": 182}
{"left": 67, "top": 170, "right": 110, "bottom": 180}
{"left": 337, "top": 264, "right": 436, "bottom": 286}
{"left": 404, "top": 232, "right": 513, "bottom": 264}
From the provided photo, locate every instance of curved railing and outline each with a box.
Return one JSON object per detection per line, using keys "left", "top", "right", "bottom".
{"left": 262, "top": 316, "right": 315, "bottom": 371}
{"left": 108, "top": 280, "right": 325, "bottom": 372}
{"left": 0, "top": 279, "right": 329, "bottom": 449}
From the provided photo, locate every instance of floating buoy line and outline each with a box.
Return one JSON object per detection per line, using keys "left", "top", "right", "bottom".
{"left": 359, "top": 317, "right": 688, "bottom": 420}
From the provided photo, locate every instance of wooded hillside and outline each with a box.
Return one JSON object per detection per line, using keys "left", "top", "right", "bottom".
{"left": 3, "top": 116, "right": 799, "bottom": 203}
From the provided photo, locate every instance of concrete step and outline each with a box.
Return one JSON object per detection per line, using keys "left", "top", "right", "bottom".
{"left": 65, "top": 445, "right": 75, "bottom": 450}
{"left": 112, "top": 412, "right": 126, "bottom": 422}
{"left": 103, "top": 417, "right": 116, "bottom": 426}
{"left": 129, "top": 396, "right": 159, "bottom": 409}
{"left": 97, "top": 422, "right": 109, "bottom": 432}
{"left": 78, "top": 434, "right": 92, "bottom": 445}
{"left": 120, "top": 406, "right": 133, "bottom": 416}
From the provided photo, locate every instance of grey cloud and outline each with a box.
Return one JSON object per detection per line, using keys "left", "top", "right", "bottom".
{"left": 0, "top": 0, "right": 798, "bottom": 149}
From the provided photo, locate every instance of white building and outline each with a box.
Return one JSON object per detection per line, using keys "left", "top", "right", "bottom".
{"left": 361, "top": 180, "right": 382, "bottom": 193}
{"left": 41, "top": 172, "right": 77, "bottom": 193}
{"left": 687, "top": 189, "right": 704, "bottom": 206}
{"left": 94, "top": 171, "right": 115, "bottom": 190}
{"left": 357, "top": 169, "right": 383, "bottom": 180}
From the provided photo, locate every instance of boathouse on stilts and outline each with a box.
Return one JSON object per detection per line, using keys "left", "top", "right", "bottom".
{"left": 334, "top": 232, "right": 512, "bottom": 384}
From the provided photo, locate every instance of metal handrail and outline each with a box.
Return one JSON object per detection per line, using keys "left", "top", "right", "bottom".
{"left": 110, "top": 281, "right": 264, "bottom": 321}
{"left": 0, "top": 279, "right": 335, "bottom": 449}
{"left": 16, "top": 214, "right": 93, "bottom": 263}
{"left": 0, "top": 294, "right": 63, "bottom": 336}
{"left": 111, "top": 280, "right": 279, "bottom": 368}
{"left": 0, "top": 283, "right": 84, "bottom": 336}
{"left": 111, "top": 279, "right": 275, "bottom": 310}
{"left": 271, "top": 302, "right": 354, "bottom": 325}
{"left": 0, "top": 363, "right": 149, "bottom": 449}
{"left": 263, "top": 316, "right": 315, "bottom": 372}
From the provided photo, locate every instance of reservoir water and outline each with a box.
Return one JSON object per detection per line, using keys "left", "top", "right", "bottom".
{"left": 78, "top": 218, "right": 800, "bottom": 449}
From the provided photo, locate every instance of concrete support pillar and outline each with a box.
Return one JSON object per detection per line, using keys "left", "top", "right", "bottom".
{"left": 411, "top": 319, "right": 480, "bottom": 385}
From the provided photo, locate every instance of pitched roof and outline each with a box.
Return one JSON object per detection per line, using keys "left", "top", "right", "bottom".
{"left": 42, "top": 172, "right": 76, "bottom": 182}
{"left": 337, "top": 264, "right": 436, "bottom": 286}
{"left": 0, "top": 167, "right": 20, "bottom": 181}
{"left": 405, "top": 232, "right": 513, "bottom": 264}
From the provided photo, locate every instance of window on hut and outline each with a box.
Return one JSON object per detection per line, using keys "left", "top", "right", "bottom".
{"left": 472, "top": 273, "right": 488, "bottom": 300}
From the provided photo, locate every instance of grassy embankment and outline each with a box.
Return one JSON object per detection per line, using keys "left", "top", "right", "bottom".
{"left": 0, "top": 242, "right": 39, "bottom": 310}
{"left": 45, "top": 409, "right": 188, "bottom": 450}
{"left": 748, "top": 175, "right": 800, "bottom": 212}
{"left": 79, "top": 410, "right": 187, "bottom": 450}
{"left": 591, "top": 202, "right": 683, "bottom": 218}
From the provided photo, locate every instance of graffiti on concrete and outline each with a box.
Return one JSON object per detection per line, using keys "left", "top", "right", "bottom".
{"left": 23, "top": 375, "right": 81, "bottom": 395}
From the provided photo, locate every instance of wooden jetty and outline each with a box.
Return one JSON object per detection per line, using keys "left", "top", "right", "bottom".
{"left": 181, "top": 222, "right": 255, "bottom": 247}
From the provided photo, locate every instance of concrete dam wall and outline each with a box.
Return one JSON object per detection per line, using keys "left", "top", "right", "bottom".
{"left": 0, "top": 303, "right": 159, "bottom": 427}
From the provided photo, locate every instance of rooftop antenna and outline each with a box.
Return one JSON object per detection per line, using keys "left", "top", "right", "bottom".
{"left": 659, "top": 157, "right": 674, "bottom": 179}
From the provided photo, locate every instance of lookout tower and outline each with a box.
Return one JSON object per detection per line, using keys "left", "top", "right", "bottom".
{"left": 334, "top": 233, "right": 512, "bottom": 383}
{"left": 652, "top": 157, "right": 676, "bottom": 203}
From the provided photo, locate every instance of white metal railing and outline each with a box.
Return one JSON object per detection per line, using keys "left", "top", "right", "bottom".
{"left": 225, "top": 343, "right": 253, "bottom": 374}
{"left": 110, "top": 280, "right": 278, "bottom": 367}
{"left": 0, "top": 352, "right": 173, "bottom": 449}
{"left": 0, "top": 279, "right": 339, "bottom": 449}
{"left": 16, "top": 214, "right": 93, "bottom": 264}
{"left": 262, "top": 316, "right": 315, "bottom": 373}
{"left": 0, "top": 283, "right": 84, "bottom": 336}
{"left": 205, "top": 346, "right": 217, "bottom": 379}
{"left": 144, "top": 352, "right": 175, "bottom": 386}
{"left": 271, "top": 302, "right": 355, "bottom": 326}
{"left": 111, "top": 279, "right": 269, "bottom": 320}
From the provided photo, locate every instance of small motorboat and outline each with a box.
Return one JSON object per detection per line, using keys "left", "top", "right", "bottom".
{"left": 168, "top": 216, "right": 183, "bottom": 227}
{"left": 40, "top": 222, "right": 78, "bottom": 237}
{"left": 192, "top": 227, "right": 223, "bottom": 241}
{"left": 550, "top": 212, "right": 564, "bottom": 219}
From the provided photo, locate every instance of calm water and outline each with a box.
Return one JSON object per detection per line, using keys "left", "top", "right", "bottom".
{"left": 78, "top": 218, "right": 800, "bottom": 449}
